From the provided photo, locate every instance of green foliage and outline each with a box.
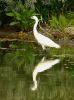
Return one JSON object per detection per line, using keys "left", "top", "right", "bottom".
{"left": 0, "top": 0, "right": 74, "bottom": 31}
{"left": 67, "top": 12, "right": 74, "bottom": 25}
{"left": 35, "top": 0, "right": 49, "bottom": 21}
{"left": 6, "top": 1, "right": 35, "bottom": 31}
{"left": 0, "top": 0, "right": 7, "bottom": 26}
{"left": 49, "top": 16, "right": 59, "bottom": 28}
{"left": 67, "top": 12, "right": 74, "bottom": 19}
{"left": 34, "top": 0, "right": 74, "bottom": 21}
{"left": 0, "top": 21, "right": 2, "bottom": 26}
{"left": 59, "top": 15, "right": 68, "bottom": 29}
{"left": 49, "top": 15, "right": 68, "bottom": 29}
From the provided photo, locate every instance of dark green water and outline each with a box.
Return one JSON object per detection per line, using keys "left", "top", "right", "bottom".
{"left": 0, "top": 42, "right": 74, "bottom": 100}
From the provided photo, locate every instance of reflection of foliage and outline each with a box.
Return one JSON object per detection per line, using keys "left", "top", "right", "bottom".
{"left": 0, "top": 41, "right": 42, "bottom": 76}
{"left": 48, "top": 47, "right": 74, "bottom": 61}
{"left": 0, "top": 41, "right": 74, "bottom": 70}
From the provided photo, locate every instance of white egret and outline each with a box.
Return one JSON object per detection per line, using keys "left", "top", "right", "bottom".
{"left": 31, "top": 16, "right": 61, "bottom": 50}
{"left": 31, "top": 57, "right": 60, "bottom": 91}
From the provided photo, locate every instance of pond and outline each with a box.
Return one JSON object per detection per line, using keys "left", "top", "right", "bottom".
{"left": 0, "top": 41, "right": 74, "bottom": 100}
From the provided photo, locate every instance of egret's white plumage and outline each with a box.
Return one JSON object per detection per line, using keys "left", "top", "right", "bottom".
{"left": 31, "top": 57, "right": 60, "bottom": 91}
{"left": 31, "top": 16, "right": 61, "bottom": 50}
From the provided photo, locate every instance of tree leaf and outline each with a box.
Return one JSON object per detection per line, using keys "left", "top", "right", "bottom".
{"left": 6, "top": 12, "right": 14, "bottom": 17}
{"left": 10, "top": 21, "right": 19, "bottom": 26}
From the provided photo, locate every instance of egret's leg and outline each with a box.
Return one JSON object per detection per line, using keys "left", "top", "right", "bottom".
{"left": 42, "top": 45, "right": 45, "bottom": 50}
{"left": 40, "top": 57, "right": 45, "bottom": 62}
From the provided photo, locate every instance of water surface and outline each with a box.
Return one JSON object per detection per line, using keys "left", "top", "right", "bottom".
{"left": 0, "top": 42, "right": 74, "bottom": 100}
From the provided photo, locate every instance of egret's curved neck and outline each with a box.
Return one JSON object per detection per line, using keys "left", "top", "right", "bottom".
{"left": 33, "top": 19, "right": 38, "bottom": 34}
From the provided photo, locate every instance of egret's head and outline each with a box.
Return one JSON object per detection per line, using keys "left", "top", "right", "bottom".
{"left": 31, "top": 16, "right": 38, "bottom": 21}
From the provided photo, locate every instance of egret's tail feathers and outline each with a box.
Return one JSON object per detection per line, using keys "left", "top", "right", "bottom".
{"left": 55, "top": 44, "right": 61, "bottom": 48}
{"left": 50, "top": 42, "right": 61, "bottom": 48}
{"left": 47, "top": 39, "right": 61, "bottom": 48}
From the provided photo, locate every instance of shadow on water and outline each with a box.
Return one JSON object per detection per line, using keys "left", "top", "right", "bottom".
{"left": 0, "top": 41, "right": 74, "bottom": 100}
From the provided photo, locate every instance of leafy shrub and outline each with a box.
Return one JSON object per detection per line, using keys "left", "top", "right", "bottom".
{"left": 49, "top": 15, "right": 68, "bottom": 30}
{"left": 49, "top": 16, "right": 59, "bottom": 29}
{"left": 6, "top": 1, "right": 35, "bottom": 31}
{"left": 34, "top": 0, "right": 49, "bottom": 21}
{"left": 58, "top": 15, "right": 68, "bottom": 29}
{"left": 34, "top": 0, "right": 74, "bottom": 22}
{"left": 67, "top": 12, "right": 74, "bottom": 26}
{"left": 0, "top": 0, "right": 7, "bottom": 26}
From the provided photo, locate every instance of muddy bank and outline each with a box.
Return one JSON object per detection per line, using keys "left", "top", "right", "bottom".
{"left": 0, "top": 27, "right": 74, "bottom": 47}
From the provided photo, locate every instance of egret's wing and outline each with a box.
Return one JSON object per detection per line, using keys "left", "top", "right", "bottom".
{"left": 36, "top": 33, "right": 58, "bottom": 47}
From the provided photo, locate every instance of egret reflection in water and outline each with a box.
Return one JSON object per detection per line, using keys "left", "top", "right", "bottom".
{"left": 31, "top": 57, "right": 60, "bottom": 91}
